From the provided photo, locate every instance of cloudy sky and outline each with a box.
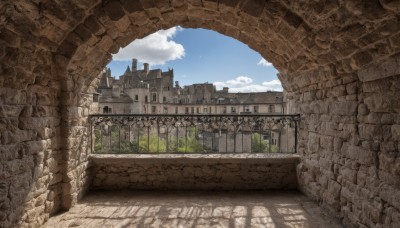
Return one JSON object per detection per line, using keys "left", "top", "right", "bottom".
{"left": 108, "top": 27, "right": 282, "bottom": 92}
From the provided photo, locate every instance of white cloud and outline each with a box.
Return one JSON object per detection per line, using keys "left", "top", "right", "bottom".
{"left": 262, "top": 79, "right": 281, "bottom": 87}
{"left": 226, "top": 76, "right": 253, "bottom": 85}
{"left": 257, "top": 58, "right": 272, "bottom": 67}
{"left": 214, "top": 76, "right": 282, "bottom": 92}
{"left": 112, "top": 27, "right": 185, "bottom": 65}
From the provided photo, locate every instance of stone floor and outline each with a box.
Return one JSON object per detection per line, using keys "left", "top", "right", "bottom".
{"left": 44, "top": 190, "right": 343, "bottom": 228}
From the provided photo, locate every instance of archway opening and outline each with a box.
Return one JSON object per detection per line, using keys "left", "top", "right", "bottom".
{"left": 91, "top": 27, "right": 295, "bottom": 155}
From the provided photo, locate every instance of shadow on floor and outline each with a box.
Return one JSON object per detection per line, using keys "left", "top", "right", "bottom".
{"left": 44, "top": 190, "right": 343, "bottom": 228}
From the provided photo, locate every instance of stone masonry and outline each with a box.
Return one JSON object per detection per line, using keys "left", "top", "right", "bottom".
{"left": 90, "top": 154, "right": 299, "bottom": 190}
{"left": 1, "top": 0, "right": 400, "bottom": 227}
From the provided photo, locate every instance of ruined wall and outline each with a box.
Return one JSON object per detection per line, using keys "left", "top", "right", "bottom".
{"left": 282, "top": 54, "right": 400, "bottom": 227}
{"left": 91, "top": 154, "right": 299, "bottom": 190}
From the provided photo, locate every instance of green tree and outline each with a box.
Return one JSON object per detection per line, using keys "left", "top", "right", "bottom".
{"left": 251, "top": 133, "right": 278, "bottom": 153}
{"left": 171, "top": 127, "right": 203, "bottom": 153}
{"left": 138, "top": 134, "right": 167, "bottom": 153}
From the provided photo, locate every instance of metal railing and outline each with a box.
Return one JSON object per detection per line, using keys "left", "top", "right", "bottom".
{"left": 90, "top": 114, "right": 300, "bottom": 154}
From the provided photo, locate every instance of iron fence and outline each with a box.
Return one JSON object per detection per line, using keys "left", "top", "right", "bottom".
{"left": 89, "top": 114, "right": 300, "bottom": 154}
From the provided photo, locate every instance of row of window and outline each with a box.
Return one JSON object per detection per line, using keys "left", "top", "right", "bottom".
{"left": 149, "top": 105, "right": 276, "bottom": 114}
{"left": 134, "top": 93, "right": 162, "bottom": 103}
{"left": 133, "top": 94, "right": 275, "bottom": 113}
{"left": 104, "top": 105, "right": 276, "bottom": 114}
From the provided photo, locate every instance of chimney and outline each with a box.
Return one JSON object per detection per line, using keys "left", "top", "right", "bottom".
{"left": 132, "top": 58, "right": 137, "bottom": 71}
{"left": 143, "top": 63, "right": 149, "bottom": 73}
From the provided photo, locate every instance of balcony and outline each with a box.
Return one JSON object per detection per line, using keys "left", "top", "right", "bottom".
{"left": 88, "top": 114, "right": 301, "bottom": 190}
{"left": 44, "top": 113, "right": 340, "bottom": 227}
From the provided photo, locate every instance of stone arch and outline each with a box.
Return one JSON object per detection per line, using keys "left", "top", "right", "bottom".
{"left": 1, "top": 0, "right": 400, "bottom": 227}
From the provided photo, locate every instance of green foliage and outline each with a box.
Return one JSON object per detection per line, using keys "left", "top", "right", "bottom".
{"left": 174, "top": 127, "right": 203, "bottom": 153}
{"left": 251, "top": 133, "right": 278, "bottom": 153}
{"left": 138, "top": 134, "right": 167, "bottom": 153}
{"left": 94, "top": 126, "right": 278, "bottom": 154}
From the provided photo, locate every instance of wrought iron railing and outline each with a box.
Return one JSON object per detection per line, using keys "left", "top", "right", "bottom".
{"left": 90, "top": 114, "right": 300, "bottom": 154}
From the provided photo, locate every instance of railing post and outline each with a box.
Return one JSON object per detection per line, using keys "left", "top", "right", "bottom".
{"left": 294, "top": 117, "right": 298, "bottom": 154}
{"left": 90, "top": 116, "right": 92, "bottom": 154}
{"left": 147, "top": 127, "right": 150, "bottom": 153}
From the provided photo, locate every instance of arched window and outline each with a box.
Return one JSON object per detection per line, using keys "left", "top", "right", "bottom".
{"left": 103, "top": 106, "right": 112, "bottom": 114}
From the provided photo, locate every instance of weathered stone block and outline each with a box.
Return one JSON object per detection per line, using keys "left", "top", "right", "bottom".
{"left": 341, "top": 167, "right": 357, "bottom": 184}
{"left": 391, "top": 125, "right": 400, "bottom": 140}
{"left": 240, "top": 0, "right": 265, "bottom": 17}
{"left": 358, "top": 54, "right": 400, "bottom": 82}
{"left": 358, "top": 124, "right": 382, "bottom": 140}
{"left": 347, "top": 145, "right": 376, "bottom": 165}
{"left": 104, "top": 1, "right": 126, "bottom": 21}
{"left": 330, "top": 101, "right": 358, "bottom": 116}
{"left": 74, "top": 25, "right": 92, "bottom": 43}
{"left": 122, "top": 0, "right": 144, "bottom": 13}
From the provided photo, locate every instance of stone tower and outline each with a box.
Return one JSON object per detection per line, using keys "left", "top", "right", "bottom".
{"left": 132, "top": 58, "right": 137, "bottom": 72}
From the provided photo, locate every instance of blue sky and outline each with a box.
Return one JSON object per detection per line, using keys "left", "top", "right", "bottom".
{"left": 108, "top": 27, "right": 282, "bottom": 92}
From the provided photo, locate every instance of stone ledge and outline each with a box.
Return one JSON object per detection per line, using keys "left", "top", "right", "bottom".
{"left": 89, "top": 153, "right": 300, "bottom": 190}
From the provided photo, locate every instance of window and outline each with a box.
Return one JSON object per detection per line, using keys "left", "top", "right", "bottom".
{"left": 244, "top": 105, "right": 250, "bottom": 112}
{"left": 163, "top": 107, "right": 168, "bottom": 114}
{"left": 197, "top": 107, "right": 200, "bottom": 113}
{"left": 93, "top": 94, "right": 99, "bottom": 102}
{"left": 135, "top": 95, "right": 138, "bottom": 101}
{"left": 175, "top": 107, "right": 178, "bottom": 114}
{"left": 191, "top": 107, "right": 194, "bottom": 114}
{"left": 103, "top": 106, "right": 112, "bottom": 114}
{"left": 151, "top": 106, "right": 156, "bottom": 113}
{"left": 185, "top": 107, "right": 189, "bottom": 114}
{"left": 223, "top": 107, "right": 227, "bottom": 114}
{"left": 163, "top": 96, "right": 166, "bottom": 102}
{"left": 231, "top": 107, "right": 236, "bottom": 113}
{"left": 268, "top": 105, "right": 275, "bottom": 113}
{"left": 209, "top": 107, "right": 212, "bottom": 113}
{"left": 254, "top": 106, "right": 259, "bottom": 113}
{"left": 204, "top": 108, "right": 208, "bottom": 113}
{"left": 173, "top": 98, "right": 178, "bottom": 104}
{"left": 152, "top": 93, "right": 157, "bottom": 102}
{"left": 145, "top": 96, "right": 148, "bottom": 103}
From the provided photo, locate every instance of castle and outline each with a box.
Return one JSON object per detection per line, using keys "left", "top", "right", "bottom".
{"left": 97, "top": 58, "right": 286, "bottom": 115}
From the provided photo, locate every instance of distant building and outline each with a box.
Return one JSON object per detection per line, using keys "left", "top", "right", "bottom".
{"left": 97, "top": 58, "right": 286, "bottom": 115}
{"left": 96, "top": 59, "right": 291, "bottom": 152}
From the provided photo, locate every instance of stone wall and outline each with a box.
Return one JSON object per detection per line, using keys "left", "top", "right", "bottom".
{"left": 90, "top": 154, "right": 299, "bottom": 190}
{"left": 283, "top": 54, "right": 400, "bottom": 228}
{"left": 0, "top": 45, "right": 63, "bottom": 227}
